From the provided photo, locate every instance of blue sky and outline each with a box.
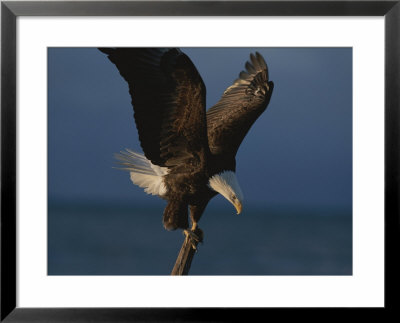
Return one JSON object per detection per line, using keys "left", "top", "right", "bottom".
{"left": 48, "top": 47, "right": 352, "bottom": 211}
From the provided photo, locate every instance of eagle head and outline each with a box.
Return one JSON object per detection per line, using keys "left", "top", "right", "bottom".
{"left": 208, "top": 171, "right": 244, "bottom": 214}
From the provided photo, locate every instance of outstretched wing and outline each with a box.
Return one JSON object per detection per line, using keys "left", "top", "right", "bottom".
{"left": 99, "top": 48, "right": 208, "bottom": 172}
{"left": 206, "top": 52, "right": 274, "bottom": 158}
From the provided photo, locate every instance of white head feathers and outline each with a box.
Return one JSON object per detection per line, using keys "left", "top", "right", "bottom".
{"left": 208, "top": 171, "right": 244, "bottom": 213}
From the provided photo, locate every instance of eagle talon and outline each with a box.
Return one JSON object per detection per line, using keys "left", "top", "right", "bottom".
{"left": 183, "top": 229, "right": 202, "bottom": 250}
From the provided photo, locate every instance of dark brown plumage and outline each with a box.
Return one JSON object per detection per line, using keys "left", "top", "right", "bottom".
{"left": 207, "top": 52, "right": 274, "bottom": 157}
{"left": 99, "top": 48, "right": 274, "bottom": 234}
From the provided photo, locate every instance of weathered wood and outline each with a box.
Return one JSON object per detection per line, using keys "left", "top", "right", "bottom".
{"left": 171, "top": 228, "right": 203, "bottom": 275}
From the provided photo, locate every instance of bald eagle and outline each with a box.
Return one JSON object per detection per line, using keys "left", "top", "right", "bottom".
{"left": 99, "top": 48, "right": 274, "bottom": 243}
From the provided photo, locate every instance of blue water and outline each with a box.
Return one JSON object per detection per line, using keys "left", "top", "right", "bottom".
{"left": 48, "top": 202, "right": 352, "bottom": 275}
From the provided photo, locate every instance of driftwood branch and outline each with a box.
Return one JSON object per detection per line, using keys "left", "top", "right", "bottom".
{"left": 171, "top": 228, "right": 203, "bottom": 275}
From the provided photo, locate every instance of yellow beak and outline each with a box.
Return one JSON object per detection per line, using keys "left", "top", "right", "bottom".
{"left": 234, "top": 200, "right": 242, "bottom": 214}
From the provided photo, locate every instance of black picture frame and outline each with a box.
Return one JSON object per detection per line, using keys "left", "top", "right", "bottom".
{"left": 1, "top": 0, "right": 399, "bottom": 321}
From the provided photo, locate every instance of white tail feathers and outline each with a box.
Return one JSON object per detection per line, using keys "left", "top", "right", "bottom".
{"left": 115, "top": 149, "right": 169, "bottom": 196}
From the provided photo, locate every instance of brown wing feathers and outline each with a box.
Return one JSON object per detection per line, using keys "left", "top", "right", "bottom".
{"left": 99, "top": 48, "right": 208, "bottom": 171}
{"left": 207, "top": 52, "right": 274, "bottom": 157}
